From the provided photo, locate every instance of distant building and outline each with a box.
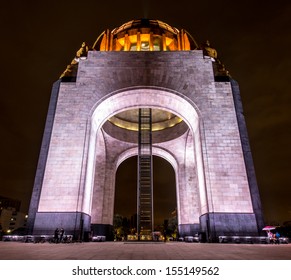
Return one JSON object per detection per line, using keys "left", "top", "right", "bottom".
{"left": 0, "top": 207, "right": 28, "bottom": 234}
{"left": 0, "top": 196, "right": 21, "bottom": 212}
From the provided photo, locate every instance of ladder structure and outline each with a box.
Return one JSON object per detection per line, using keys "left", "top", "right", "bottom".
{"left": 137, "top": 108, "right": 153, "bottom": 239}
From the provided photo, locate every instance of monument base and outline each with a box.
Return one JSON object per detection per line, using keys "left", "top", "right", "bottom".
{"left": 178, "top": 223, "right": 200, "bottom": 237}
{"left": 200, "top": 212, "right": 260, "bottom": 242}
{"left": 91, "top": 224, "right": 114, "bottom": 241}
{"left": 32, "top": 211, "right": 91, "bottom": 240}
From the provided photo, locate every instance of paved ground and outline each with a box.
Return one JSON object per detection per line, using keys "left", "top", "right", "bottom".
{"left": 0, "top": 241, "right": 290, "bottom": 260}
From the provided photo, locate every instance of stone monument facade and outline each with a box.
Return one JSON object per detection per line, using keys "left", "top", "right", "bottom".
{"left": 27, "top": 19, "right": 264, "bottom": 241}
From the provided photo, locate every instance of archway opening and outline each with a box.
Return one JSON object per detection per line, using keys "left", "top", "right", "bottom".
{"left": 114, "top": 155, "right": 176, "bottom": 239}
{"left": 88, "top": 88, "right": 204, "bottom": 239}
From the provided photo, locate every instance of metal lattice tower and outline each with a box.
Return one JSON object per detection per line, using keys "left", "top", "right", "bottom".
{"left": 137, "top": 108, "right": 153, "bottom": 238}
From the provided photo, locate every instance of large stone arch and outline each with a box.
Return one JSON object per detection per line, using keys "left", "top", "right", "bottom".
{"left": 84, "top": 87, "right": 208, "bottom": 237}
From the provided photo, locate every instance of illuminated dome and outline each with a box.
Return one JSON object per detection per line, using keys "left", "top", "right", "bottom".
{"left": 113, "top": 19, "right": 179, "bottom": 36}
{"left": 93, "top": 19, "right": 199, "bottom": 51}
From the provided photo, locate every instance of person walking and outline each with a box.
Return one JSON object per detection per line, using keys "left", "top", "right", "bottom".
{"left": 54, "top": 228, "right": 59, "bottom": 243}
{"left": 59, "top": 228, "right": 65, "bottom": 243}
{"left": 274, "top": 231, "right": 280, "bottom": 244}
{"left": 267, "top": 231, "right": 275, "bottom": 244}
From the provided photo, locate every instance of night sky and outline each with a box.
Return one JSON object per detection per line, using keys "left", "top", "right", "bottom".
{"left": 1, "top": 0, "right": 290, "bottom": 226}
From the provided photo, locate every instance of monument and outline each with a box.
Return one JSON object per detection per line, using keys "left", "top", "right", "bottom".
{"left": 27, "top": 19, "right": 264, "bottom": 241}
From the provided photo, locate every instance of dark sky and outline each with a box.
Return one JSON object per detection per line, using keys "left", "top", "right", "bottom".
{"left": 1, "top": 0, "right": 290, "bottom": 225}
{"left": 114, "top": 156, "right": 176, "bottom": 226}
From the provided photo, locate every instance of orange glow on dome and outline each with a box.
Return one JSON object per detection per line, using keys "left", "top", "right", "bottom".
{"left": 93, "top": 19, "right": 198, "bottom": 52}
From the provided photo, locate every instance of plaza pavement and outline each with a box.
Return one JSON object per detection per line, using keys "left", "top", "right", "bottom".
{"left": 0, "top": 241, "right": 290, "bottom": 260}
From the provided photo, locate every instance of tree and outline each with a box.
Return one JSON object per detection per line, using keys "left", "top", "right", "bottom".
{"left": 113, "top": 214, "right": 131, "bottom": 240}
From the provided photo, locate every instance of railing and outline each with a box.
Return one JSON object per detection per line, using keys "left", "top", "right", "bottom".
{"left": 218, "top": 236, "right": 289, "bottom": 244}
